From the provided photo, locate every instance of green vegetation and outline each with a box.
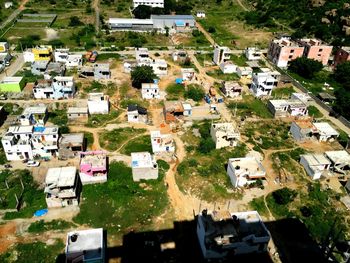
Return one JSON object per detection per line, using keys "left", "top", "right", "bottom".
{"left": 0, "top": 103, "right": 23, "bottom": 115}
{"left": 85, "top": 110, "right": 121, "bottom": 128}
{"left": 196, "top": 52, "right": 213, "bottom": 66}
{"left": 227, "top": 95, "right": 273, "bottom": 119}
{"left": 0, "top": 240, "right": 64, "bottom": 263}
{"left": 83, "top": 81, "right": 116, "bottom": 97}
{"left": 96, "top": 53, "right": 121, "bottom": 61}
{"left": 15, "top": 69, "right": 42, "bottom": 83}
{"left": 1, "top": 170, "right": 46, "bottom": 220}
{"left": 99, "top": 128, "right": 146, "bottom": 151}
{"left": 131, "top": 65, "right": 157, "bottom": 89}
{"left": 84, "top": 132, "right": 94, "bottom": 150}
{"left": 231, "top": 54, "right": 248, "bottom": 67}
{"left": 121, "top": 135, "right": 152, "bottom": 155}
{"left": 307, "top": 105, "right": 323, "bottom": 118}
{"left": 271, "top": 86, "right": 294, "bottom": 98}
{"left": 165, "top": 83, "right": 185, "bottom": 100}
{"left": 74, "top": 161, "right": 169, "bottom": 234}
{"left": 289, "top": 57, "right": 323, "bottom": 79}
{"left": 49, "top": 109, "right": 69, "bottom": 133}
{"left": 0, "top": 141, "right": 7, "bottom": 165}
{"left": 185, "top": 84, "right": 205, "bottom": 102}
{"left": 28, "top": 220, "right": 75, "bottom": 233}
{"left": 249, "top": 197, "right": 268, "bottom": 217}
{"left": 207, "top": 69, "right": 239, "bottom": 81}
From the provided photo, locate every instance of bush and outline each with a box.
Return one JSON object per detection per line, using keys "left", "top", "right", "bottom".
{"left": 289, "top": 57, "right": 323, "bottom": 79}
{"left": 69, "top": 16, "right": 83, "bottom": 26}
{"left": 272, "top": 188, "right": 297, "bottom": 205}
{"left": 198, "top": 138, "right": 215, "bottom": 154}
{"left": 131, "top": 65, "right": 157, "bottom": 89}
{"left": 185, "top": 85, "right": 205, "bottom": 102}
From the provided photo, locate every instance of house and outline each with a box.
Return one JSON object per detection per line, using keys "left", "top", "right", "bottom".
{"left": 33, "top": 77, "right": 75, "bottom": 99}
{"left": 0, "top": 77, "right": 25, "bottom": 92}
{"left": 197, "top": 209, "right": 270, "bottom": 260}
{"left": 150, "top": 59, "right": 167, "bottom": 76}
{"left": 2, "top": 126, "right": 34, "bottom": 160}
{"left": 109, "top": 18, "right": 154, "bottom": 32}
{"left": 182, "top": 102, "right": 192, "bottom": 116}
{"left": 44, "top": 167, "right": 80, "bottom": 208}
{"left": 94, "top": 63, "right": 111, "bottom": 79}
{"left": 227, "top": 156, "right": 266, "bottom": 188}
{"left": 290, "top": 120, "right": 317, "bottom": 141}
{"left": 45, "top": 62, "right": 65, "bottom": 77}
{"left": 151, "top": 15, "right": 195, "bottom": 33}
{"left": 4, "top": 2, "right": 13, "bottom": 9}
{"left": 65, "top": 228, "right": 105, "bottom": 263}
{"left": 220, "top": 81, "right": 243, "bottom": 99}
{"left": 24, "top": 45, "right": 53, "bottom": 62}
{"left": 123, "top": 60, "right": 138, "bottom": 73}
{"left": 58, "top": 133, "right": 85, "bottom": 159}
{"left": 267, "top": 37, "right": 304, "bottom": 68}
{"left": 150, "top": 130, "right": 175, "bottom": 153}
{"left": 127, "top": 104, "right": 148, "bottom": 123}
{"left": 181, "top": 68, "right": 196, "bottom": 81}
{"left": 236, "top": 66, "right": 253, "bottom": 78}
{"left": 245, "top": 47, "right": 263, "bottom": 61}
{"left": 219, "top": 61, "right": 237, "bottom": 74}
{"left": 87, "top": 93, "right": 109, "bottom": 114}
{"left": 298, "top": 38, "right": 332, "bottom": 66}
{"left": 19, "top": 105, "right": 48, "bottom": 126}
{"left": 318, "top": 92, "right": 336, "bottom": 103}
{"left": 163, "top": 101, "right": 184, "bottom": 122}
{"left": 291, "top": 92, "right": 312, "bottom": 104}
{"left": 268, "top": 99, "right": 308, "bottom": 118}
{"left": 210, "top": 123, "right": 240, "bottom": 149}
{"left": 313, "top": 122, "right": 339, "bottom": 142}
{"left": 250, "top": 72, "right": 278, "bottom": 97}
{"left": 54, "top": 49, "right": 83, "bottom": 67}
{"left": 131, "top": 152, "right": 158, "bottom": 181}
{"left": 133, "top": 0, "right": 164, "bottom": 8}
{"left": 213, "top": 46, "right": 231, "bottom": 65}
{"left": 67, "top": 107, "right": 89, "bottom": 123}
{"left": 135, "top": 48, "right": 151, "bottom": 63}
{"left": 300, "top": 154, "right": 331, "bottom": 180}
{"left": 334, "top": 47, "right": 350, "bottom": 67}
{"left": 32, "top": 126, "right": 59, "bottom": 159}
{"left": 31, "top": 61, "right": 49, "bottom": 75}
{"left": 196, "top": 11, "right": 206, "bottom": 18}
{"left": 79, "top": 151, "right": 108, "bottom": 185}
{"left": 325, "top": 150, "right": 350, "bottom": 175}
{"left": 172, "top": 50, "right": 188, "bottom": 62}
{"left": 141, "top": 83, "right": 160, "bottom": 99}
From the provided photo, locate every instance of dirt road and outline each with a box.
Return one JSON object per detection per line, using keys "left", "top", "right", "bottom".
{"left": 196, "top": 22, "right": 215, "bottom": 46}
{"left": 93, "top": 0, "right": 100, "bottom": 32}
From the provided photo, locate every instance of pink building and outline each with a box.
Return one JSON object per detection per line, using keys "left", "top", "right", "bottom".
{"left": 267, "top": 37, "right": 305, "bottom": 68}
{"left": 334, "top": 47, "right": 350, "bottom": 67}
{"left": 79, "top": 151, "right": 107, "bottom": 185}
{"left": 298, "top": 38, "right": 332, "bottom": 65}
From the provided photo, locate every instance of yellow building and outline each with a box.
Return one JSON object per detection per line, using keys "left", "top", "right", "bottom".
{"left": 30, "top": 46, "right": 53, "bottom": 62}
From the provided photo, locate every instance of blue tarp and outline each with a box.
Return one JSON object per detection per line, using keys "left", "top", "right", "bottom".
{"left": 33, "top": 126, "right": 45, "bottom": 133}
{"left": 153, "top": 79, "right": 159, "bottom": 84}
{"left": 175, "top": 20, "right": 185, "bottom": 27}
{"left": 34, "top": 209, "right": 48, "bottom": 217}
{"left": 175, "top": 78, "right": 183, "bottom": 84}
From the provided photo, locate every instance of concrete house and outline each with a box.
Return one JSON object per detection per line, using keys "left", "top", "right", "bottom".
{"left": 150, "top": 59, "right": 167, "bottom": 76}
{"left": 268, "top": 99, "right": 308, "bottom": 118}
{"left": 298, "top": 38, "right": 332, "bottom": 66}
{"left": 87, "top": 93, "right": 109, "bottom": 114}
{"left": 67, "top": 107, "right": 89, "bottom": 123}
{"left": 19, "top": 105, "right": 48, "bottom": 126}
{"left": 32, "top": 126, "right": 59, "bottom": 159}
{"left": 267, "top": 37, "right": 304, "bottom": 68}
{"left": 44, "top": 167, "right": 81, "bottom": 208}
{"left": 290, "top": 120, "right": 317, "bottom": 141}
{"left": 236, "top": 66, "right": 253, "bottom": 78}
{"left": 213, "top": 46, "right": 231, "bottom": 65}
{"left": 313, "top": 122, "right": 339, "bottom": 142}
{"left": 197, "top": 210, "right": 270, "bottom": 260}
{"left": 227, "top": 157, "right": 266, "bottom": 188}
{"left": 135, "top": 48, "right": 151, "bottom": 63}
{"left": 196, "top": 11, "right": 206, "bottom": 18}
{"left": 54, "top": 49, "right": 82, "bottom": 67}
{"left": 0, "top": 77, "right": 25, "bottom": 92}
{"left": 245, "top": 47, "right": 263, "bottom": 61}
{"left": 172, "top": 50, "right": 188, "bottom": 62}
{"left": 123, "top": 60, "right": 138, "bottom": 73}
{"left": 58, "top": 133, "right": 85, "bottom": 159}
{"left": 163, "top": 101, "right": 184, "bottom": 123}
{"left": 24, "top": 45, "right": 53, "bottom": 62}
{"left": 94, "top": 63, "right": 111, "bottom": 79}
{"left": 300, "top": 154, "right": 331, "bottom": 180}
{"left": 33, "top": 77, "right": 75, "bottom": 99}
{"left": 45, "top": 62, "right": 66, "bottom": 77}
{"left": 250, "top": 72, "right": 278, "bottom": 97}
{"left": 219, "top": 61, "right": 237, "bottom": 74}
{"left": 150, "top": 130, "right": 175, "bottom": 153}
{"left": 133, "top": 0, "right": 164, "bottom": 8}
{"left": 334, "top": 47, "right": 350, "bottom": 67}
{"left": 291, "top": 92, "right": 312, "bottom": 104}
{"left": 220, "top": 81, "right": 243, "bottom": 99}
{"left": 141, "top": 83, "right": 160, "bottom": 99}
{"left": 210, "top": 123, "right": 240, "bottom": 149}
{"left": 65, "top": 228, "right": 105, "bottom": 263}
{"left": 31, "top": 61, "right": 49, "bottom": 75}
{"left": 127, "top": 104, "right": 148, "bottom": 123}
{"left": 131, "top": 152, "right": 158, "bottom": 181}
{"left": 79, "top": 151, "right": 108, "bottom": 185}
{"left": 325, "top": 150, "right": 350, "bottom": 175}
{"left": 181, "top": 68, "right": 196, "bottom": 81}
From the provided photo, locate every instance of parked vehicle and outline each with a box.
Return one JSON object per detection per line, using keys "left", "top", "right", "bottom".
{"left": 26, "top": 160, "right": 40, "bottom": 167}
{"left": 4, "top": 164, "right": 12, "bottom": 168}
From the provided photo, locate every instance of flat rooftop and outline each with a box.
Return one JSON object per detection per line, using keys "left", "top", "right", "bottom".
{"left": 294, "top": 120, "right": 315, "bottom": 129}
{"left": 60, "top": 133, "right": 84, "bottom": 145}
{"left": 131, "top": 152, "right": 155, "bottom": 168}
{"left": 0, "top": 76, "right": 23, "bottom": 83}
{"left": 229, "top": 157, "right": 265, "bottom": 174}
{"left": 301, "top": 154, "right": 331, "bottom": 166}
{"left": 88, "top": 93, "right": 108, "bottom": 101}
{"left": 142, "top": 83, "right": 158, "bottom": 89}
{"left": 325, "top": 150, "right": 350, "bottom": 164}
{"left": 67, "top": 107, "right": 88, "bottom": 114}
{"left": 269, "top": 99, "right": 289, "bottom": 107}
{"left": 313, "top": 122, "right": 339, "bottom": 136}
{"left": 22, "top": 105, "right": 47, "bottom": 115}
{"left": 80, "top": 151, "right": 107, "bottom": 168}
{"left": 45, "top": 167, "right": 77, "bottom": 187}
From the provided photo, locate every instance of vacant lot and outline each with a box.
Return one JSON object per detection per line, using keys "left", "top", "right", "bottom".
{"left": 99, "top": 127, "right": 146, "bottom": 151}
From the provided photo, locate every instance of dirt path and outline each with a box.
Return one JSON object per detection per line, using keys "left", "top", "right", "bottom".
{"left": 196, "top": 22, "right": 215, "bottom": 46}
{"left": 235, "top": 0, "right": 248, "bottom": 11}
{"left": 93, "top": 0, "right": 100, "bottom": 32}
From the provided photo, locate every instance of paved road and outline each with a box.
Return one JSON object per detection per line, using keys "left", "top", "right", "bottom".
{"left": 0, "top": 53, "right": 24, "bottom": 78}
{"left": 0, "top": 0, "right": 29, "bottom": 31}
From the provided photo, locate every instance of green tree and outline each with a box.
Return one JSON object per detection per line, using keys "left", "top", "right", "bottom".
{"left": 288, "top": 57, "right": 323, "bottom": 79}
{"left": 272, "top": 188, "right": 297, "bottom": 205}
{"left": 133, "top": 5, "right": 152, "bottom": 19}
{"left": 198, "top": 138, "right": 215, "bottom": 154}
{"left": 69, "top": 16, "right": 83, "bottom": 27}
{"left": 131, "top": 65, "right": 157, "bottom": 89}
{"left": 334, "top": 61, "right": 350, "bottom": 87}
{"left": 185, "top": 85, "right": 205, "bottom": 102}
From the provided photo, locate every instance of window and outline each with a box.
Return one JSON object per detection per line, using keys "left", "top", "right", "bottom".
{"left": 290, "top": 49, "right": 294, "bottom": 53}
{"left": 319, "top": 49, "right": 323, "bottom": 52}
{"left": 288, "top": 55, "right": 293, "bottom": 59}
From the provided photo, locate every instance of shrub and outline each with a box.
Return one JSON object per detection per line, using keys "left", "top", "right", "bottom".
{"left": 272, "top": 188, "right": 297, "bottom": 205}
{"left": 198, "top": 138, "right": 215, "bottom": 154}
{"left": 289, "top": 57, "right": 323, "bottom": 79}
{"left": 185, "top": 85, "right": 205, "bottom": 102}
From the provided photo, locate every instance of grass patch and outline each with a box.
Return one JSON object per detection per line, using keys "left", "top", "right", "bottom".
{"left": 73, "top": 161, "right": 169, "bottom": 234}
{"left": 165, "top": 83, "right": 185, "bottom": 100}
{"left": 0, "top": 240, "right": 64, "bottom": 263}
{"left": 196, "top": 52, "right": 213, "bottom": 66}
{"left": 0, "top": 103, "right": 24, "bottom": 115}
{"left": 271, "top": 86, "right": 294, "bottom": 98}
{"left": 96, "top": 53, "right": 121, "bottom": 61}
{"left": 28, "top": 220, "right": 75, "bottom": 233}
{"left": 14, "top": 69, "right": 43, "bottom": 83}
{"left": 206, "top": 69, "right": 240, "bottom": 81}
{"left": 84, "top": 132, "right": 94, "bottom": 150}
{"left": 120, "top": 98, "right": 149, "bottom": 109}
{"left": 307, "top": 105, "right": 323, "bottom": 118}
{"left": 230, "top": 54, "right": 248, "bottom": 67}
{"left": 249, "top": 197, "right": 268, "bottom": 217}
{"left": 228, "top": 95, "right": 273, "bottom": 119}
{"left": 99, "top": 127, "right": 146, "bottom": 151}
{"left": 120, "top": 135, "right": 152, "bottom": 155}
{"left": 85, "top": 110, "right": 121, "bottom": 128}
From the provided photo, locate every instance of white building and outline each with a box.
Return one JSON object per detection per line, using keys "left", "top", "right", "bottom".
{"left": 213, "top": 46, "right": 231, "bottom": 65}
{"left": 181, "top": 68, "right": 196, "bottom": 81}
{"left": 87, "top": 93, "right": 109, "bottom": 114}
{"left": 127, "top": 105, "right": 148, "bottom": 123}
{"left": 325, "top": 150, "right": 350, "bottom": 175}
{"left": 133, "top": 0, "right": 164, "bottom": 9}
{"left": 4, "top": 2, "right": 13, "bottom": 9}
{"left": 245, "top": 47, "right": 263, "bottom": 61}
{"left": 300, "top": 154, "right": 331, "bottom": 180}
{"left": 196, "top": 11, "right": 206, "bottom": 18}
{"left": 219, "top": 61, "right": 237, "bottom": 74}
{"left": 312, "top": 122, "right": 339, "bottom": 142}
{"left": 135, "top": 48, "right": 151, "bottom": 63}
{"left": 79, "top": 151, "right": 108, "bottom": 185}
{"left": 33, "top": 77, "right": 75, "bottom": 99}
{"left": 44, "top": 167, "right": 80, "bottom": 208}
{"left": 141, "top": 83, "right": 160, "bottom": 99}
{"left": 220, "top": 81, "right": 243, "bottom": 99}
{"left": 236, "top": 66, "right": 253, "bottom": 78}
{"left": 227, "top": 157, "right": 266, "bottom": 188}
{"left": 54, "top": 49, "right": 83, "bottom": 67}
{"left": 66, "top": 228, "right": 105, "bottom": 263}
{"left": 197, "top": 209, "right": 270, "bottom": 260}
{"left": 131, "top": 152, "right": 158, "bottom": 182}
{"left": 150, "top": 59, "right": 167, "bottom": 76}
{"left": 150, "top": 130, "right": 175, "bottom": 153}
{"left": 19, "top": 105, "right": 48, "bottom": 126}
{"left": 291, "top": 92, "right": 313, "bottom": 104}
{"left": 210, "top": 123, "right": 240, "bottom": 149}
{"left": 250, "top": 72, "right": 278, "bottom": 97}
{"left": 268, "top": 99, "right": 308, "bottom": 118}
